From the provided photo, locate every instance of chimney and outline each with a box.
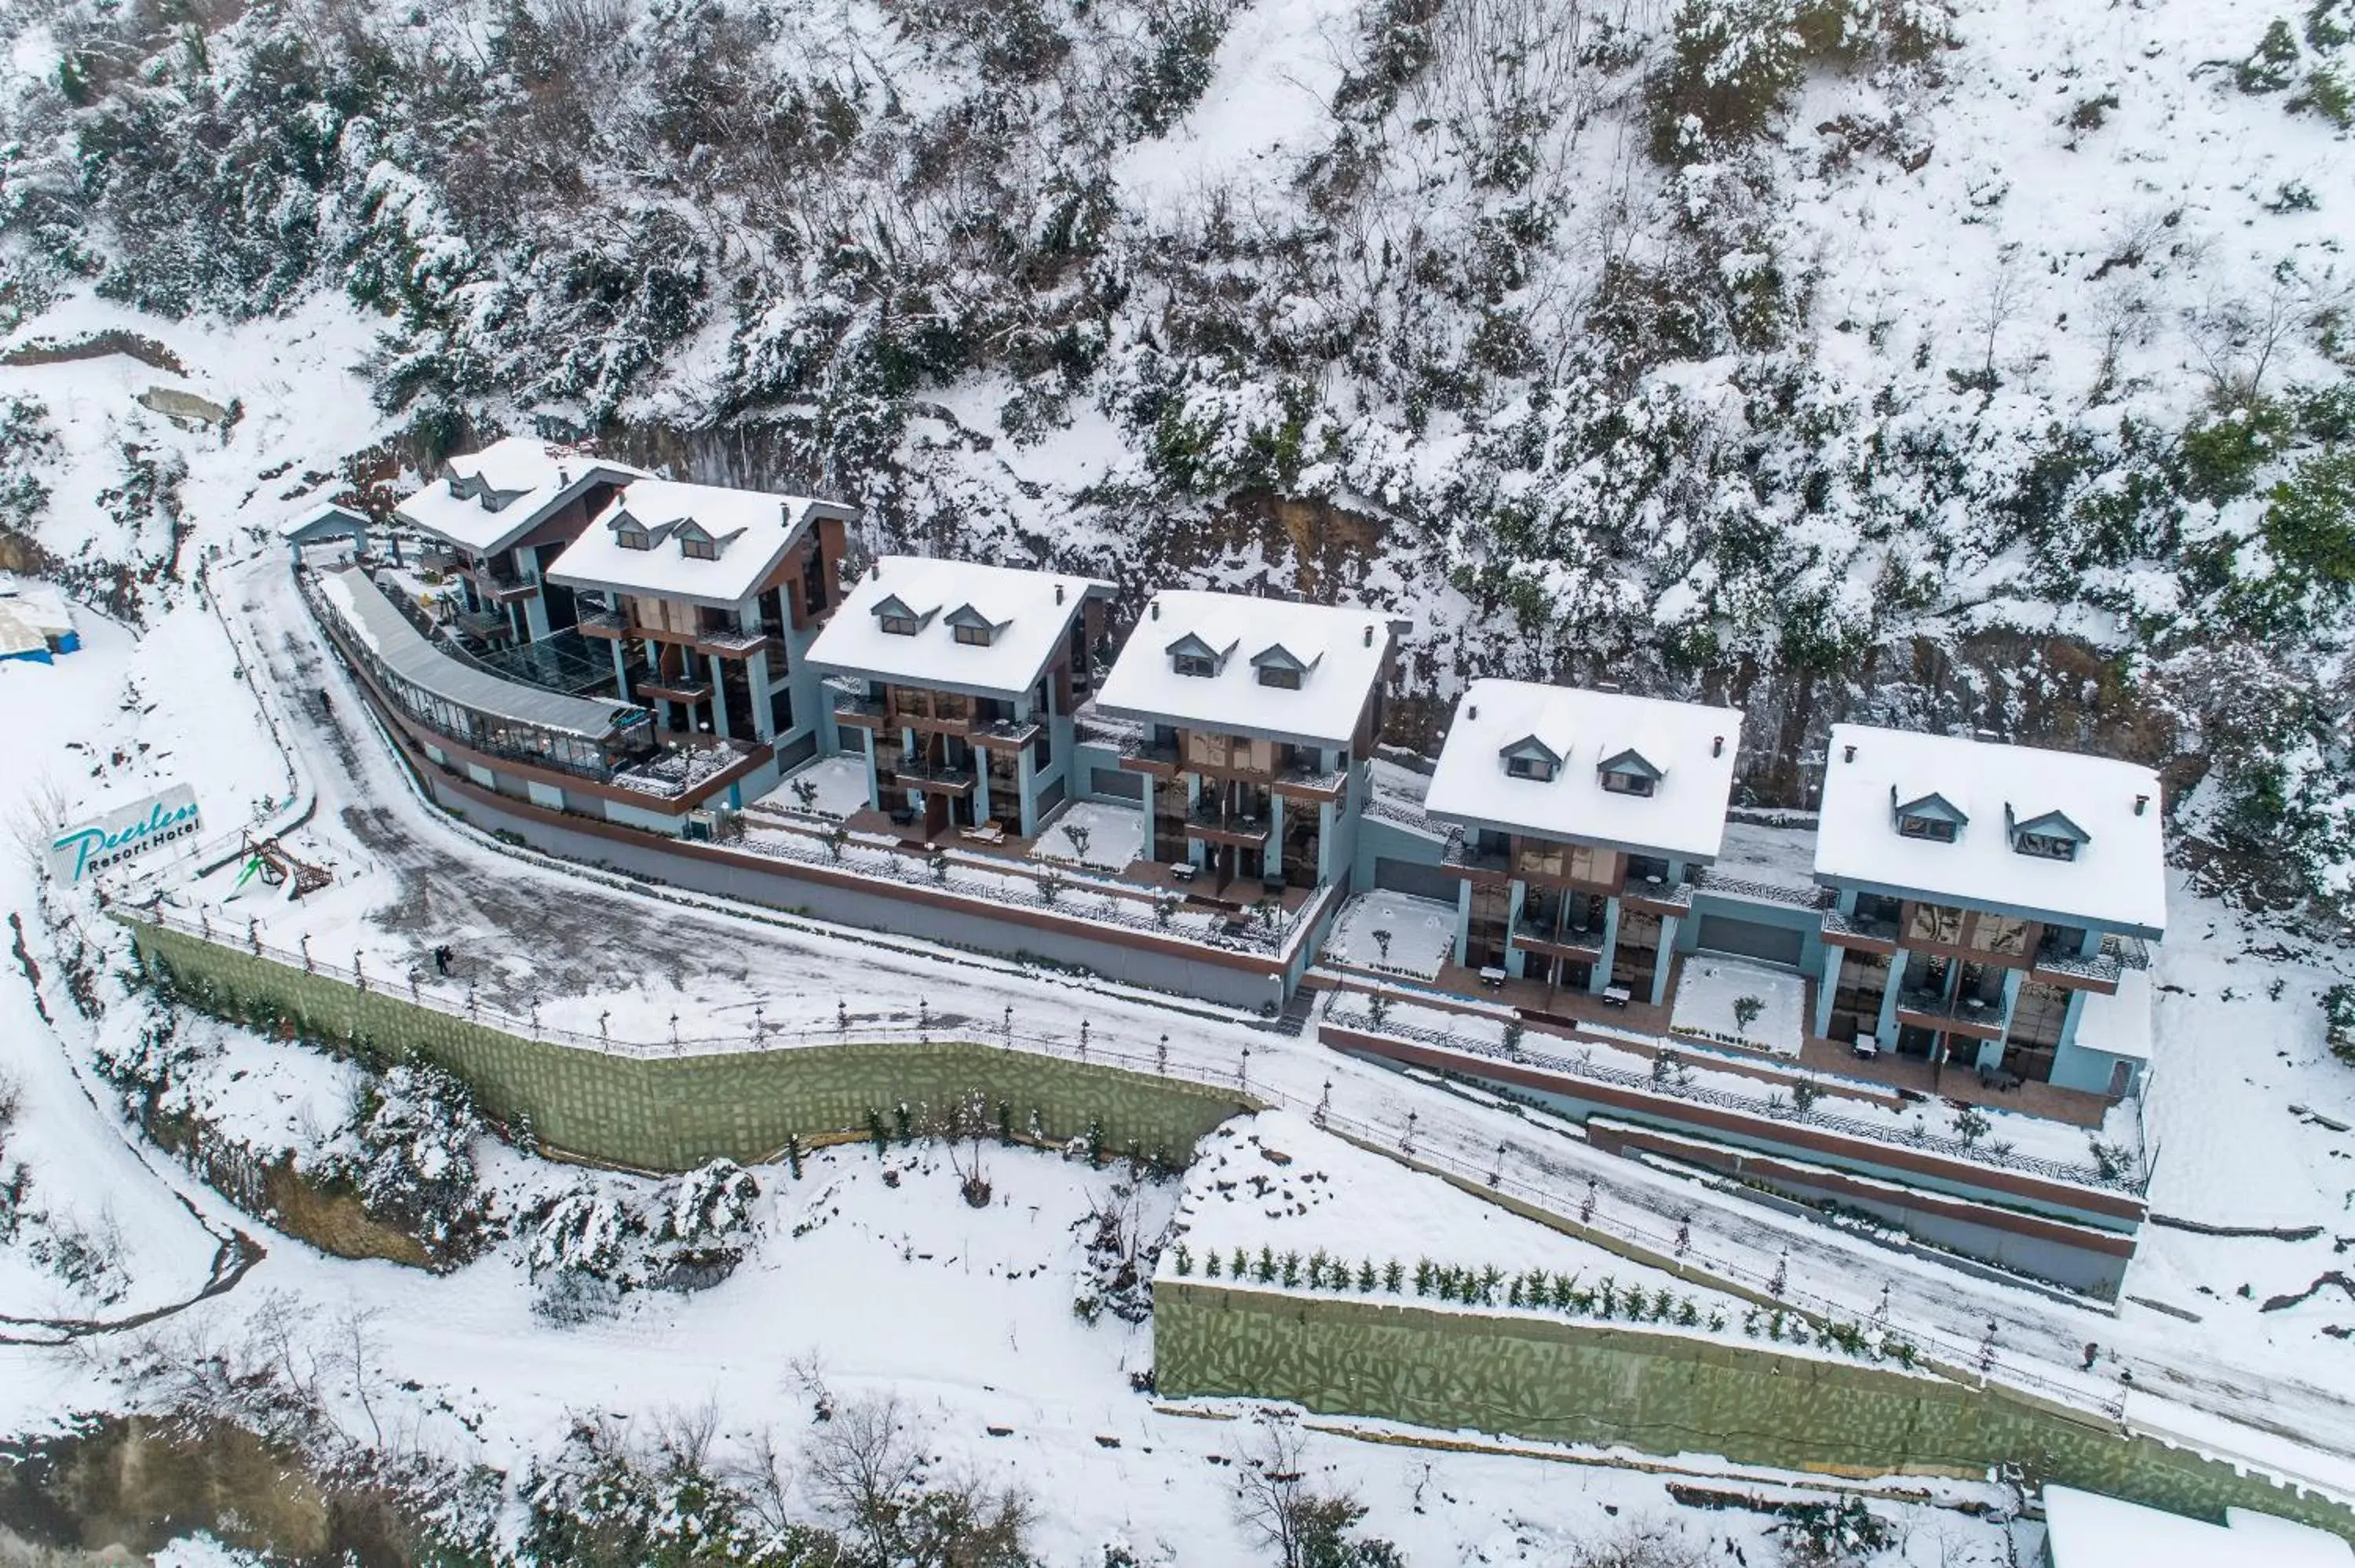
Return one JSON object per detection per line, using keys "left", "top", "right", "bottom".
{"left": 1364, "top": 624, "right": 1374, "bottom": 647}
{"left": 871, "top": 561, "right": 882, "bottom": 580}
{"left": 1055, "top": 583, "right": 1065, "bottom": 605}
{"left": 1151, "top": 600, "right": 1159, "bottom": 621}
{"left": 1468, "top": 703, "right": 1478, "bottom": 721}
{"left": 2134, "top": 793, "right": 2149, "bottom": 816}
{"left": 558, "top": 466, "right": 569, "bottom": 486}
{"left": 1842, "top": 743, "right": 1857, "bottom": 763}
{"left": 1711, "top": 735, "right": 1724, "bottom": 758}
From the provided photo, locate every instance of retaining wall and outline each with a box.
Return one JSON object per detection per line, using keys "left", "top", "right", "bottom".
{"left": 1156, "top": 1281, "right": 2355, "bottom": 1542}
{"left": 128, "top": 921, "right": 1254, "bottom": 1171}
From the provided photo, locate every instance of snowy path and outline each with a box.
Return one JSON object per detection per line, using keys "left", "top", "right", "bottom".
{"left": 189, "top": 551, "right": 2355, "bottom": 1497}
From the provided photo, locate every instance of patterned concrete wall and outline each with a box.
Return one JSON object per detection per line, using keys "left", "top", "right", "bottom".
{"left": 1156, "top": 1282, "right": 2355, "bottom": 1542}
{"left": 130, "top": 924, "right": 1254, "bottom": 1170}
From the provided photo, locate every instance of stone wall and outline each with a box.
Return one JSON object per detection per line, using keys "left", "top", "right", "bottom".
{"left": 129, "top": 922, "right": 1254, "bottom": 1171}
{"left": 1156, "top": 1281, "right": 2355, "bottom": 1542}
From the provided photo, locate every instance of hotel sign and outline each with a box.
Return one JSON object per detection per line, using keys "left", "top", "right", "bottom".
{"left": 44, "top": 784, "right": 204, "bottom": 884}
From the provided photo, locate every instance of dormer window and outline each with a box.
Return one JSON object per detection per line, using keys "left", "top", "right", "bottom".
{"left": 946, "top": 603, "right": 999, "bottom": 648}
{"left": 616, "top": 525, "right": 652, "bottom": 551}
{"left": 1893, "top": 789, "right": 1967, "bottom": 844}
{"left": 1250, "top": 641, "right": 1316, "bottom": 691}
{"left": 1499, "top": 735, "right": 1561, "bottom": 783}
{"left": 2008, "top": 808, "right": 2089, "bottom": 862}
{"left": 1167, "top": 630, "right": 1234, "bottom": 679}
{"left": 681, "top": 535, "right": 717, "bottom": 560}
{"left": 1597, "top": 748, "right": 1663, "bottom": 798}
{"left": 871, "top": 593, "right": 935, "bottom": 638}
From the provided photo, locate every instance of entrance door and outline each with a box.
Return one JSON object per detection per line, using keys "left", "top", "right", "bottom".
{"left": 2106, "top": 1059, "right": 2134, "bottom": 1098}
{"left": 921, "top": 792, "right": 949, "bottom": 839}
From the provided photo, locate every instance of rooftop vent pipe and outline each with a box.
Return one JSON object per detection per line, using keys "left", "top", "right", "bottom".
{"left": 1842, "top": 743, "right": 1857, "bottom": 763}
{"left": 1364, "top": 624, "right": 1374, "bottom": 646}
{"left": 2134, "top": 793, "right": 2149, "bottom": 815}
{"left": 1151, "top": 600, "right": 1160, "bottom": 621}
{"left": 1712, "top": 735, "right": 1724, "bottom": 757}
{"left": 1055, "top": 583, "right": 1065, "bottom": 604}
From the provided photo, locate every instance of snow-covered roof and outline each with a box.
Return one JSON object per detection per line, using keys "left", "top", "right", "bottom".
{"left": 318, "top": 567, "right": 645, "bottom": 741}
{"left": 278, "top": 501, "right": 372, "bottom": 545}
{"left": 2072, "top": 968, "right": 2152, "bottom": 1063}
{"left": 2042, "top": 1486, "right": 2351, "bottom": 1568}
{"left": 0, "top": 574, "right": 75, "bottom": 638}
{"left": 1813, "top": 725, "right": 2167, "bottom": 938}
{"left": 392, "top": 436, "right": 649, "bottom": 556}
{"left": 807, "top": 556, "right": 1115, "bottom": 702}
{"left": 1422, "top": 680, "right": 1743, "bottom": 864}
{"left": 546, "top": 480, "right": 838, "bottom": 609}
{"left": 1093, "top": 589, "right": 1394, "bottom": 749}
{"left": 0, "top": 603, "right": 47, "bottom": 658}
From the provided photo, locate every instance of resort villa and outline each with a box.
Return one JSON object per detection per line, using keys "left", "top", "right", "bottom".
{"left": 1421, "top": 680, "right": 1743, "bottom": 1007}
{"left": 805, "top": 556, "right": 1115, "bottom": 840}
{"left": 1812, "top": 724, "right": 2164, "bottom": 1101}
{"left": 1090, "top": 589, "right": 1398, "bottom": 902}
{"left": 389, "top": 436, "right": 648, "bottom": 644}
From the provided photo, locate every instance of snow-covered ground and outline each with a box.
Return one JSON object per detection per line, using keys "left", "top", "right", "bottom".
{"left": 1031, "top": 799, "right": 1148, "bottom": 871}
{"left": 756, "top": 753, "right": 873, "bottom": 820}
{"left": 1671, "top": 956, "right": 1810, "bottom": 1058}
{"left": 1324, "top": 890, "right": 1460, "bottom": 980}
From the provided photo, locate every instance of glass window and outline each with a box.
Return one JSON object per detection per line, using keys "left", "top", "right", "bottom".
{"left": 1258, "top": 665, "right": 1300, "bottom": 690}
{"left": 681, "top": 536, "right": 717, "bottom": 560}
{"left": 2016, "top": 832, "right": 2076, "bottom": 860}
{"left": 955, "top": 623, "right": 992, "bottom": 647}
{"left": 1601, "top": 770, "right": 1654, "bottom": 797}
{"left": 1899, "top": 815, "right": 1957, "bottom": 842}
{"left": 881, "top": 614, "right": 921, "bottom": 636}
{"left": 617, "top": 528, "right": 651, "bottom": 551}
{"left": 1174, "top": 653, "right": 1217, "bottom": 677}
{"left": 1506, "top": 755, "right": 1555, "bottom": 782}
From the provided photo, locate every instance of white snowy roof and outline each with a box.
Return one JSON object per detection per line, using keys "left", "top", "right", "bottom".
{"left": 2042, "top": 1486, "right": 2351, "bottom": 1568}
{"left": 1423, "top": 680, "right": 1743, "bottom": 863}
{"left": 1813, "top": 725, "right": 2167, "bottom": 938}
{"left": 392, "top": 436, "right": 649, "bottom": 556}
{"left": 2072, "top": 968, "right": 2152, "bottom": 1062}
{"left": 546, "top": 480, "right": 840, "bottom": 609}
{"left": 807, "top": 556, "right": 1114, "bottom": 702}
{"left": 1093, "top": 589, "right": 1394, "bottom": 749}
{"left": 0, "top": 603, "right": 46, "bottom": 658}
{"left": 278, "top": 501, "right": 371, "bottom": 545}
{"left": 0, "top": 575, "right": 75, "bottom": 637}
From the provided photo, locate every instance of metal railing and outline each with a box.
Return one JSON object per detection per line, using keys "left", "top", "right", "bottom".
{"left": 119, "top": 902, "right": 2156, "bottom": 1425}
{"left": 1322, "top": 1004, "right": 2146, "bottom": 1195}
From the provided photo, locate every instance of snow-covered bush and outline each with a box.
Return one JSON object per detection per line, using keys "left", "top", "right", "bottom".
{"left": 319, "top": 1063, "right": 491, "bottom": 1267}
{"left": 528, "top": 1160, "right": 761, "bottom": 1318}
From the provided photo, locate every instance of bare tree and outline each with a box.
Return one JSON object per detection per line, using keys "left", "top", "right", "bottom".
{"left": 2185, "top": 267, "right": 2332, "bottom": 406}
{"left": 6, "top": 771, "right": 69, "bottom": 877}
{"left": 805, "top": 1392, "right": 925, "bottom": 1564}
{"left": 333, "top": 1301, "right": 386, "bottom": 1453}
{"left": 1233, "top": 1419, "right": 1378, "bottom": 1568}
{"left": 1966, "top": 250, "right": 2025, "bottom": 388}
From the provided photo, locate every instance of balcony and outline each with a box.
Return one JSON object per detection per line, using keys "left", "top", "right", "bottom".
{"left": 635, "top": 673, "right": 713, "bottom": 704}
{"left": 1821, "top": 906, "right": 1900, "bottom": 953}
{"left": 1893, "top": 989, "right": 2006, "bottom": 1041}
{"left": 1440, "top": 831, "right": 1513, "bottom": 877}
{"left": 831, "top": 689, "right": 884, "bottom": 727}
{"left": 469, "top": 562, "right": 539, "bottom": 603}
{"left": 576, "top": 610, "right": 626, "bottom": 640}
{"left": 892, "top": 758, "right": 977, "bottom": 795}
{"left": 1116, "top": 739, "right": 1181, "bottom": 777}
{"left": 1273, "top": 757, "right": 1348, "bottom": 800}
{"left": 2030, "top": 931, "right": 2143, "bottom": 993}
{"left": 697, "top": 625, "right": 782, "bottom": 658}
{"left": 1185, "top": 805, "right": 1271, "bottom": 846}
{"left": 972, "top": 718, "right": 1042, "bottom": 749}
{"left": 1510, "top": 918, "right": 1604, "bottom": 961}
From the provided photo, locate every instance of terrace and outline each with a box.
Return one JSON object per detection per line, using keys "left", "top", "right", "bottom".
{"left": 741, "top": 758, "right": 1324, "bottom": 953}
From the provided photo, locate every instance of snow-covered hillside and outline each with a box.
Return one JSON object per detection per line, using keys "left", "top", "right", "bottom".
{"left": 2, "top": 0, "right": 2354, "bottom": 901}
